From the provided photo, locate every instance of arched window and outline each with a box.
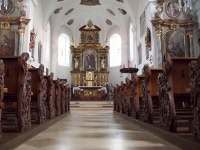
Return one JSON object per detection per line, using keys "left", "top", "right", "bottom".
{"left": 58, "top": 34, "right": 70, "bottom": 66}
{"left": 129, "top": 23, "right": 134, "bottom": 62}
{"left": 109, "top": 34, "right": 121, "bottom": 67}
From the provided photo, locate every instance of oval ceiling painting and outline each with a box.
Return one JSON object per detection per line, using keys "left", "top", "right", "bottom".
{"left": 118, "top": 8, "right": 127, "bottom": 15}
{"left": 107, "top": 9, "right": 115, "bottom": 16}
{"left": 67, "top": 19, "right": 74, "bottom": 25}
{"left": 65, "top": 8, "right": 74, "bottom": 15}
{"left": 54, "top": 7, "right": 63, "bottom": 14}
{"left": 106, "top": 19, "right": 112, "bottom": 25}
{"left": 116, "top": 0, "right": 124, "bottom": 2}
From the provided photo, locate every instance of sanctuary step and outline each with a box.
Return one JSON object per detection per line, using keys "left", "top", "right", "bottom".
{"left": 70, "top": 101, "right": 113, "bottom": 110}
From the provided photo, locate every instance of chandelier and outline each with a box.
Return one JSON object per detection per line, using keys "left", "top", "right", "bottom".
{"left": 178, "top": 0, "right": 192, "bottom": 13}
{"left": 0, "top": 0, "right": 8, "bottom": 11}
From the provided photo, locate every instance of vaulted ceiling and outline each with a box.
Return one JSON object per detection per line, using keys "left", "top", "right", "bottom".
{"left": 41, "top": 0, "right": 137, "bottom": 36}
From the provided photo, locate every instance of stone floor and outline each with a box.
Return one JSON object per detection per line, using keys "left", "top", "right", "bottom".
{"left": 14, "top": 110, "right": 181, "bottom": 150}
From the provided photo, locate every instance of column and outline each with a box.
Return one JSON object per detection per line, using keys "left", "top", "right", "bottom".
{"left": 187, "top": 30, "right": 194, "bottom": 57}
{"left": 17, "top": 27, "right": 25, "bottom": 56}
{"left": 155, "top": 27, "right": 163, "bottom": 68}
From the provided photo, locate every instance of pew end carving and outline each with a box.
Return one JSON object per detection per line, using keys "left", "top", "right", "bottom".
{"left": 189, "top": 56, "right": 200, "bottom": 142}
{"left": 1, "top": 53, "right": 31, "bottom": 132}
{"left": 44, "top": 73, "right": 56, "bottom": 119}
{"left": 0, "top": 59, "right": 4, "bottom": 136}
{"left": 29, "top": 64, "right": 47, "bottom": 124}
{"left": 158, "top": 54, "right": 196, "bottom": 132}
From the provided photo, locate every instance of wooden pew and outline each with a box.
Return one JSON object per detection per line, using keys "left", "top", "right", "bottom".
{"left": 29, "top": 64, "right": 47, "bottom": 124}
{"left": 60, "top": 80, "right": 66, "bottom": 114}
{"left": 136, "top": 75, "right": 145, "bottom": 119}
{"left": 120, "top": 81, "right": 126, "bottom": 114}
{"left": 158, "top": 54, "right": 196, "bottom": 132}
{"left": 189, "top": 56, "right": 200, "bottom": 142}
{"left": 129, "top": 73, "right": 140, "bottom": 119}
{"left": 44, "top": 73, "right": 56, "bottom": 119}
{"left": 0, "top": 59, "right": 4, "bottom": 137}
{"left": 53, "top": 78, "right": 61, "bottom": 116}
{"left": 114, "top": 84, "right": 120, "bottom": 113}
{"left": 141, "top": 65, "right": 163, "bottom": 124}
{"left": 65, "top": 84, "right": 70, "bottom": 112}
{"left": 0, "top": 53, "right": 31, "bottom": 132}
{"left": 124, "top": 77, "right": 133, "bottom": 116}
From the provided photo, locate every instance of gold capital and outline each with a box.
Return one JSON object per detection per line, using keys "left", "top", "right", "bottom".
{"left": 155, "top": 28, "right": 162, "bottom": 37}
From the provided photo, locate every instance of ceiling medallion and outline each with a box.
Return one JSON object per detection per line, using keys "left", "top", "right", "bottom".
{"left": 118, "top": 8, "right": 127, "bottom": 15}
{"left": 65, "top": 8, "right": 74, "bottom": 15}
{"left": 107, "top": 9, "right": 115, "bottom": 16}
{"left": 80, "top": 0, "right": 101, "bottom": 6}
{"left": 116, "top": 0, "right": 124, "bottom": 3}
{"left": 67, "top": 19, "right": 74, "bottom": 25}
{"left": 54, "top": 7, "right": 63, "bottom": 14}
{"left": 106, "top": 19, "right": 112, "bottom": 25}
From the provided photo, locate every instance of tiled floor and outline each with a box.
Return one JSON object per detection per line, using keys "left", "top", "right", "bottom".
{"left": 15, "top": 110, "right": 181, "bottom": 150}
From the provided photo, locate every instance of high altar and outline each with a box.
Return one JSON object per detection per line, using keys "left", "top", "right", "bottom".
{"left": 70, "top": 20, "right": 109, "bottom": 100}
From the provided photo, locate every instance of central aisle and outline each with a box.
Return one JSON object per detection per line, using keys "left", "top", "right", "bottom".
{"left": 15, "top": 110, "right": 181, "bottom": 150}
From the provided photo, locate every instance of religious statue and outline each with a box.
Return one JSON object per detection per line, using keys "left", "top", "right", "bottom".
{"left": 101, "top": 57, "right": 106, "bottom": 69}
{"left": 29, "top": 28, "right": 37, "bottom": 57}
{"left": 74, "top": 57, "right": 79, "bottom": 69}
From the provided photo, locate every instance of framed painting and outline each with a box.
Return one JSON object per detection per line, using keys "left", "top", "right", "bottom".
{"left": 0, "top": 29, "right": 15, "bottom": 56}
{"left": 83, "top": 49, "right": 97, "bottom": 70}
{"left": 165, "top": 1, "right": 180, "bottom": 18}
{"left": 165, "top": 29, "right": 185, "bottom": 57}
{"left": 86, "top": 32, "right": 95, "bottom": 43}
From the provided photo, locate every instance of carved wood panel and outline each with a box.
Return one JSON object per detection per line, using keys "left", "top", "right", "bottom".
{"left": 189, "top": 57, "right": 200, "bottom": 142}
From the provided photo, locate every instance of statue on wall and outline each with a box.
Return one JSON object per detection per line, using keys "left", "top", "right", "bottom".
{"left": 74, "top": 56, "right": 79, "bottom": 70}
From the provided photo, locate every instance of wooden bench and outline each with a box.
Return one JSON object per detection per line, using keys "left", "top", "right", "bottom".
{"left": 0, "top": 59, "right": 4, "bottom": 136}
{"left": 60, "top": 80, "right": 67, "bottom": 114}
{"left": 29, "top": 64, "right": 47, "bottom": 124}
{"left": 119, "top": 81, "right": 126, "bottom": 114}
{"left": 126, "top": 73, "right": 139, "bottom": 119}
{"left": 44, "top": 73, "right": 56, "bottom": 119}
{"left": 141, "top": 65, "right": 163, "bottom": 124}
{"left": 53, "top": 78, "right": 61, "bottom": 116}
{"left": 158, "top": 54, "right": 196, "bottom": 132}
{"left": 0, "top": 53, "right": 31, "bottom": 132}
{"left": 114, "top": 84, "right": 120, "bottom": 113}
{"left": 65, "top": 84, "right": 70, "bottom": 112}
{"left": 189, "top": 56, "right": 200, "bottom": 142}
{"left": 124, "top": 77, "right": 133, "bottom": 116}
{"left": 136, "top": 75, "right": 145, "bottom": 119}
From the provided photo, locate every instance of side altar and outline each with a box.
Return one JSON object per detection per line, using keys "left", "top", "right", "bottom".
{"left": 70, "top": 20, "right": 109, "bottom": 100}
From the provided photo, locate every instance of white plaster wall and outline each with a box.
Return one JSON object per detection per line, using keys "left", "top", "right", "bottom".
{"left": 23, "top": 0, "right": 49, "bottom": 70}
{"left": 107, "top": 26, "right": 129, "bottom": 85}
{"left": 51, "top": 25, "right": 72, "bottom": 84}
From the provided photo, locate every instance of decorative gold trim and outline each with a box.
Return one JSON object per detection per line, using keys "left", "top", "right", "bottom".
{"left": 155, "top": 28, "right": 162, "bottom": 36}
{"left": 170, "top": 23, "right": 179, "bottom": 30}
{"left": 18, "top": 28, "right": 25, "bottom": 35}
{"left": 187, "top": 30, "right": 193, "bottom": 38}
{"left": 0, "top": 22, "right": 10, "bottom": 29}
